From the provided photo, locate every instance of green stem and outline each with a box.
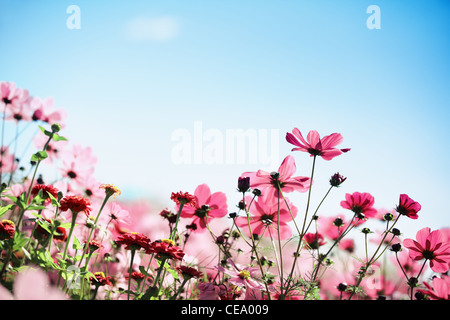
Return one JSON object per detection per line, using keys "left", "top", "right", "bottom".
{"left": 170, "top": 203, "right": 184, "bottom": 241}
{"left": 281, "top": 155, "right": 317, "bottom": 299}
{"left": 57, "top": 211, "right": 78, "bottom": 288}
{"left": 170, "top": 278, "right": 189, "bottom": 300}
{"left": 127, "top": 249, "right": 136, "bottom": 300}
{"left": 347, "top": 215, "right": 401, "bottom": 300}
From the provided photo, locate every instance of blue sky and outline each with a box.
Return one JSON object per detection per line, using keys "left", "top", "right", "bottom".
{"left": 1, "top": 0, "right": 449, "bottom": 239}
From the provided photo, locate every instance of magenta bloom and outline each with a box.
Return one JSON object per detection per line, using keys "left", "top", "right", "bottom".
{"left": 403, "top": 227, "right": 450, "bottom": 273}
{"left": 217, "top": 260, "right": 264, "bottom": 290}
{"left": 178, "top": 184, "right": 227, "bottom": 232}
{"left": 241, "top": 155, "right": 310, "bottom": 199}
{"left": 419, "top": 276, "right": 450, "bottom": 300}
{"left": 235, "top": 193, "right": 298, "bottom": 240}
{"left": 395, "top": 194, "right": 421, "bottom": 220}
{"left": 340, "top": 192, "right": 377, "bottom": 219}
{"left": 286, "top": 128, "right": 350, "bottom": 160}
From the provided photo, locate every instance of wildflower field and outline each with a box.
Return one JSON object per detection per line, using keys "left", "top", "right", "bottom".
{"left": 0, "top": 81, "right": 449, "bottom": 304}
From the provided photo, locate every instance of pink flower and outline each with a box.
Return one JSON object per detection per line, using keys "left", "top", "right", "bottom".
{"left": 59, "top": 144, "right": 97, "bottom": 188}
{"left": 304, "top": 232, "right": 327, "bottom": 249}
{"left": 340, "top": 192, "right": 377, "bottom": 220}
{"left": 286, "top": 128, "right": 350, "bottom": 160}
{"left": 30, "top": 96, "right": 67, "bottom": 126}
{"left": 395, "top": 194, "right": 421, "bottom": 220}
{"left": 419, "top": 276, "right": 450, "bottom": 300}
{"left": 0, "top": 267, "right": 67, "bottom": 300}
{"left": 403, "top": 227, "right": 450, "bottom": 273}
{"left": 177, "top": 184, "right": 227, "bottom": 232}
{"left": 241, "top": 155, "right": 310, "bottom": 199}
{"left": 235, "top": 192, "right": 298, "bottom": 240}
{"left": 217, "top": 260, "right": 264, "bottom": 290}
{"left": 0, "top": 82, "right": 29, "bottom": 112}
{"left": 0, "top": 146, "right": 18, "bottom": 173}
{"left": 198, "top": 282, "right": 220, "bottom": 300}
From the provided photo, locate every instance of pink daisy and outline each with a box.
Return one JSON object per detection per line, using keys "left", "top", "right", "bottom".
{"left": 286, "top": 128, "right": 350, "bottom": 160}
{"left": 241, "top": 155, "right": 310, "bottom": 199}
{"left": 177, "top": 184, "right": 227, "bottom": 232}
{"left": 403, "top": 227, "right": 450, "bottom": 273}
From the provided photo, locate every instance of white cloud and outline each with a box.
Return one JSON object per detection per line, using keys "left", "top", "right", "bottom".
{"left": 124, "top": 16, "right": 180, "bottom": 42}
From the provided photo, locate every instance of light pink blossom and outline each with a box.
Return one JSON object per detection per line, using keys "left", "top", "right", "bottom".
{"left": 286, "top": 128, "right": 350, "bottom": 160}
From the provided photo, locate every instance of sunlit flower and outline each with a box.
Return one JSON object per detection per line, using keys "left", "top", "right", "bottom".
{"left": 241, "top": 155, "right": 310, "bottom": 199}
{"left": 340, "top": 192, "right": 377, "bottom": 220}
{"left": 286, "top": 128, "right": 350, "bottom": 160}
{"left": 171, "top": 191, "right": 197, "bottom": 207}
{"left": 395, "top": 194, "right": 421, "bottom": 220}
{"left": 403, "top": 227, "right": 450, "bottom": 273}
{"left": 115, "top": 232, "right": 151, "bottom": 251}
{"left": 60, "top": 195, "right": 92, "bottom": 217}
{"left": 146, "top": 239, "right": 185, "bottom": 260}
{"left": 99, "top": 184, "right": 121, "bottom": 198}
{"left": 177, "top": 184, "right": 227, "bottom": 232}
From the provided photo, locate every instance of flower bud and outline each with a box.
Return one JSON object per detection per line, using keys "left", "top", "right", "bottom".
{"left": 51, "top": 123, "right": 62, "bottom": 133}
{"left": 237, "top": 177, "right": 250, "bottom": 193}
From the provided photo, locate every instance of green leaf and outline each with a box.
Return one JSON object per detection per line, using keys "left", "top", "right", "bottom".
{"left": 38, "top": 125, "right": 53, "bottom": 137}
{"left": 72, "top": 236, "right": 82, "bottom": 250}
{"left": 138, "top": 265, "right": 152, "bottom": 278}
{"left": 52, "top": 133, "right": 68, "bottom": 142}
{"left": 47, "top": 192, "right": 60, "bottom": 207}
{"left": 31, "top": 150, "right": 48, "bottom": 162}
{"left": 0, "top": 204, "right": 15, "bottom": 217}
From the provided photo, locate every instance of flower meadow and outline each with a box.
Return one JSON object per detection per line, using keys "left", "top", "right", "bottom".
{"left": 0, "top": 81, "right": 449, "bottom": 302}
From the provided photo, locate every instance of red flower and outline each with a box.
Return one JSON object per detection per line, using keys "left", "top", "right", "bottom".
{"left": 0, "top": 220, "right": 15, "bottom": 240}
{"left": 31, "top": 184, "right": 59, "bottom": 201}
{"left": 146, "top": 239, "right": 185, "bottom": 261}
{"left": 286, "top": 128, "right": 350, "bottom": 160}
{"left": 60, "top": 195, "right": 92, "bottom": 217}
{"left": 171, "top": 191, "right": 197, "bottom": 207}
{"left": 395, "top": 194, "right": 421, "bottom": 220}
{"left": 403, "top": 227, "right": 450, "bottom": 273}
{"left": 34, "top": 218, "right": 67, "bottom": 242}
{"left": 116, "top": 232, "right": 151, "bottom": 251}
{"left": 90, "top": 272, "right": 113, "bottom": 286}
{"left": 304, "top": 232, "right": 327, "bottom": 250}
{"left": 340, "top": 192, "right": 377, "bottom": 220}
{"left": 176, "top": 265, "right": 203, "bottom": 279}
{"left": 126, "top": 271, "right": 145, "bottom": 281}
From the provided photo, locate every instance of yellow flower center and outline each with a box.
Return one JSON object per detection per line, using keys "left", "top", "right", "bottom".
{"left": 162, "top": 239, "right": 175, "bottom": 246}
{"left": 239, "top": 270, "right": 250, "bottom": 279}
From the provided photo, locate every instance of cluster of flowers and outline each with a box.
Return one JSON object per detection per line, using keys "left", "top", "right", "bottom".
{"left": 0, "top": 81, "right": 449, "bottom": 300}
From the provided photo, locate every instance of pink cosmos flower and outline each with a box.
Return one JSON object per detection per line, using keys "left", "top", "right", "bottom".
{"left": 177, "top": 184, "right": 227, "bottom": 232}
{"left": 419, "top": 276, "right": 450, "bottom": 300}
{"left": 403, "top": 227, "right": 450, "bottom": 273}
{"left": 235, "top": 192, "right": 298, "bottom": 240}
{"left": 286, "top": 128, "right": 350, "bottom": 160}
{"left": 30, "top": 96, "right": 67, "bottom": 126}
{"left": 198, "top": 282, "right": 220, "bottom": 300}
{"left": 217, "top": 259, "right": 264, "bottom": 290}
{"left": 340, "top": 192, "right": 377, "bottom": 220}
{"left": 0, "top": 146, "right": 18, "bottom": 173}
{"left": 0, "top": 82, "right": 29, "bottom": 111}
{"left": 240, "top": 155, "right": 310, "bottom": 198}
{"left": 0, "top": 267, "right": 67, "bottom": 300}
{"left": 395, "top": 194, "right": 421, "bottom": 220}
{"left": 59, "top": 144, "right": 97, "bottom": 188}
{"left": 304, "top": 232, "right": 327, "bottom": 249}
